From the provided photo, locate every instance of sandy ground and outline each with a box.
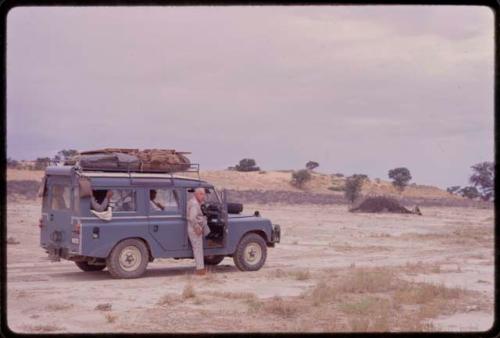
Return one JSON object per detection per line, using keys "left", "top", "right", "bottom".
{"left": 6, "top": 200, "right": 493, "bottom": 333}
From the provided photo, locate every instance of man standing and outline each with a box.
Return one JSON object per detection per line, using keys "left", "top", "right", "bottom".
{"left": 187, "top": 187, "right": 211, "bottom": 275}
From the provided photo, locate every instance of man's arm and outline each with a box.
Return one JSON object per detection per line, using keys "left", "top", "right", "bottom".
{"left": 91, "top": 196, "right": 107, "bottom": 212}
{"left": 187, "top": 201, "right": 203, "bottom": 235}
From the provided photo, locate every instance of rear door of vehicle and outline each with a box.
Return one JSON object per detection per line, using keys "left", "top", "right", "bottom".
{"left": 147, "top": 187, "right": 187, "bottom": 251}
{"left": 41, "top": 176, "right": 75, "bottom": 251}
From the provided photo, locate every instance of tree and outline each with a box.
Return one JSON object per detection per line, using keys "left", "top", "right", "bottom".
{"left": 388, "top": 167, "right": 412, "bottom": 192}
{"left": 235, "top": 158, "right": 260, "bottom": 172}
{"left": 291, "top": 169, "right": 311, "bottom": 189}
{"left": 7, "top": 157, "right": 19, "bottom": 168}
{"left": 459, "top": 186, "right": 480, "bottom": 200}
{"left": 305, "top": 161, "right": 319, "bottom": 170}
{"left": 35, "top": 157, "right": 51, "bottom": 170}
{"left": 54, "top": 149, "right": 79, "bottom": 163}
{"left": 446, "top": 186, "right": 461, "bottom": 195}
{"left": 344, "top": 174, "right": 367, "bottom": 204}
{"left": 469, "top": 161, "right": 494, "bottom": 201}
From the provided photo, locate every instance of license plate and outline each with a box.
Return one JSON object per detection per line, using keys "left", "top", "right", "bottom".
{"left": 71, "top": 238, "right": 79, "bottom": 244}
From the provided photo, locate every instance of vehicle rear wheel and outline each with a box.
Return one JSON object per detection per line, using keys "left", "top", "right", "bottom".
{"left": 204, "top": 255, "right": 225, "bottom": 266}
{"left": 233, "top": 233, "right": 267, "bottom": 271}
{"left": 106, "top": 239, "right": 149, "bottom": 279}
{"left": 75, "top": 261, "right": 106, "bottom": 272}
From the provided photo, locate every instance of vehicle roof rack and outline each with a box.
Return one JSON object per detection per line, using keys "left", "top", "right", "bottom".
{"left": 75, "top": 163, "right": 201, "bottom": 182}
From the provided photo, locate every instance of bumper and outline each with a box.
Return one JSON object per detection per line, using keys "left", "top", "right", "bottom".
{"left": 45, "top": 245, "right": 80, "bottom": 261}
{"left": 271, "top": 224, "right": 281, "bottom": 243}
{"left": 46, "top": 245, "right": 63, "bottom": 261}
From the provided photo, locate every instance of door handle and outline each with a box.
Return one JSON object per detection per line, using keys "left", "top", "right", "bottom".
{"left": 153, "top": 225, "right": 159, "bottom": 232}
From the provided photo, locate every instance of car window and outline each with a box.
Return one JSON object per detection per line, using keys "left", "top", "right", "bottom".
{"left": 50, "top": 184, "right": 71, "bottom": 211}
{"left": 186, "top": 187, "right": 219, "bottom": 204}
{"left": 205, "top": 188, "right": 220, "bottom": 203}
{"left": 149, "top": 189, "right": 180, "bottom": 213}
{"left": 110, "top": 189, "right": 136, "bottom": 212}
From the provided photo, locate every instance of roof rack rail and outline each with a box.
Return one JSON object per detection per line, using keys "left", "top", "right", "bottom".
{"left": 75, "top": 163, "right": 199, "bottom": 174}
{"left": 75, "top": 163, "right": 201, "bottom": 181}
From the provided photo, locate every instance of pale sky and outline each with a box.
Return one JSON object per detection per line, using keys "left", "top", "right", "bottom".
{"left": 7, "top": 6, "right": 494, "bottom": 188}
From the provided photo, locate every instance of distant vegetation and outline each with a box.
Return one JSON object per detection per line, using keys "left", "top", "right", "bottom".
{"left": 446, "top": 161, "right": 494, "bottom": 201}
{"left": 54, "top": 149, "right": 79, "bottom": 163}
{"left": 305, "top": 161, "right": 319, "bottom": 170}
{"left": 469, "top": 161, "right": 494, "bottom": 201}
{"left": 291, "top": 169, "right": 312, "bottom": 189}
{"left": 234, "top": 158, "right": 260, "bottom": 172}
{"left": 7, "top": 149, "right": 79, "bottom": 170}
{"left": 34, "top": 157, "right": 52, "bottom": 170}
{"left": 388, "top": 167, "right": 412, "bottom": 192}
{"left": 446, "top": 186, "right": 461, "bottom": 194}
{"left": 344, "top": 174, "right": 368, "bottom": 204}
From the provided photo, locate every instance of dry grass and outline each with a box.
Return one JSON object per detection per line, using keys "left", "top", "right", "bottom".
{"left": 25, "top": 324, "right": 63, "bottom": 333}
{"left": 268, "top": 268, "right": 288, "bottom": 278}
{"left": 46, "top": 303, "right": 73, "bottom": 311}
{"left": 157, "top": 294, "right": 181, "bottom": 306}
{"left": 310, "top": 281, "right": 337, "bottom": 306}
{"left": 182, "top": 283, "right": 196, "bottom": 299}
{"left": 263, "top": 296, "right": 299, "bottom": 318}
{"left": 291, "top": 269, "right": 311, "bottom": 281}
{"left": 209, "top": 291, "right": 257, "bottom": 300}
{"left": 269, "top": 268, "right": 311, "bottom": 280}
{"left": 336, "top": 267, "right": 396, "bottom": 293}
{"left": 104, "top": 313, "right": 118, "bottom": 323}
{"left": 394, "top": 282, "right": 463, "bottom": 305}
{"left": 290, "top": 266, "right": 478, "bottom": 332}
{"left": 403, "top": 261, "right": 442, "bottom": 275}
{"left": 245, "top": 296, "right": 263, "bottom": 314}
{"left": 94, "top": 303, "right": 112, "bottom": 311}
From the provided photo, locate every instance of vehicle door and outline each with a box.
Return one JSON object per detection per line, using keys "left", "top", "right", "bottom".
{"left": 147, "top": 188, "right": 187, "bottom": 251}
{"left": 41, "top": 176, "right": 75, "bottom": 248}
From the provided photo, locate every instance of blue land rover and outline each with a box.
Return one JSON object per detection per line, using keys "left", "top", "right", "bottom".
{"left": 38, "top": 165, "right": 280, "bottom": 278}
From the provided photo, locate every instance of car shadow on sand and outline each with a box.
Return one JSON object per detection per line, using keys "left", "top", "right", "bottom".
{"left": 48, "top": 264, "right": 240, "bottom": 281}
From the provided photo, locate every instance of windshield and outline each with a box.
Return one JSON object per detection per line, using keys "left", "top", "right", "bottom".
{"left": 187, "top": 187, "right": 220, "bottom": 204}
{"left": 205, "top": 188, "right": 220, "bottom": 204}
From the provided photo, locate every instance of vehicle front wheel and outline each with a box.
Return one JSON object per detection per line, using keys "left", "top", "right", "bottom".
{"left": 204, "top": 255, "right": 225, "bottom": 266}
{"left": 233, "top": 233, "right": 267, "bottom": 271}
{"left": 106, "top": 239, "right": 149, "bottom": 279}
{"left": 75, "top": 261, "right": 106, "bottom": 272}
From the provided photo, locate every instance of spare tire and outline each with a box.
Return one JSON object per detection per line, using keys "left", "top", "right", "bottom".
{"left": 227, "top": 202, "right": 243, "bottom": 214}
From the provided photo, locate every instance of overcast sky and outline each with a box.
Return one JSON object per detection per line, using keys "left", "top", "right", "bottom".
{"left": 7, "top": 6, "right": 494, "bottom": 188}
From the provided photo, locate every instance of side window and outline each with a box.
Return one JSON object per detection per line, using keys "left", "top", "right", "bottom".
{"left": 91, "top": 189, "right": 136, "bottom": 212}
{"left": 149, "top": 189, "right": 180, "bottom": 213}
{"left": 110, "top": 189, "right": 136, "bottom": 212}
{"left": 50, "top": 185, "right": 71, "bottom": 210}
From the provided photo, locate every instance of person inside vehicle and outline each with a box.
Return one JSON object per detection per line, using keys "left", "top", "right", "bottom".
{"left": 149, "top": 189, "right": 165, "bottom": 211}
{"left": 91, "top": 190, "right": 113, "bottom": 212}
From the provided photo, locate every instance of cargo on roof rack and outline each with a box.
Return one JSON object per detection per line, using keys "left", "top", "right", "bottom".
{"left": 65, "top": 148, "right": 195, "bottom": 174}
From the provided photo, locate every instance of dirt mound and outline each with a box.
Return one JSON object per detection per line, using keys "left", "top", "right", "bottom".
{"left": 350, "top": 196, "right": 420, "bottom": 214}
